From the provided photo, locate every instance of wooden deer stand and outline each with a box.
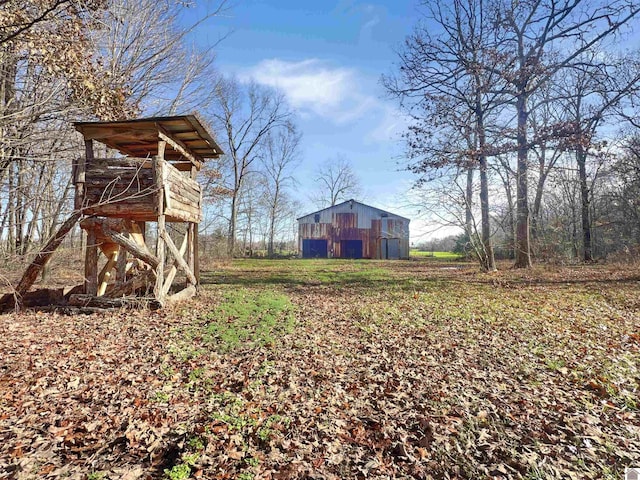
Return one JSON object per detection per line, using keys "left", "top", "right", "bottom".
{"left": 73, "top": 115, "right": 222, "bottom": 308}
{"left": 1, "top": 115, "right": 222, "bottom": 311}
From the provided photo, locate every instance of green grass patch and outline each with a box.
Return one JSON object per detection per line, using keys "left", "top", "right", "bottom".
{"left": 203, "top": 288, "right": 295, "bottom": 352}
{"left": 410, "top": 250, "right": 462, "bottom": 260}
{"left": 203, "top": 259, "right": 396, "bottom": 287}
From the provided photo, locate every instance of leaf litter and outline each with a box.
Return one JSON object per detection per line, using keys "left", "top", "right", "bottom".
{"left": 0, "top": 259, "right": 639, "bottom": 479}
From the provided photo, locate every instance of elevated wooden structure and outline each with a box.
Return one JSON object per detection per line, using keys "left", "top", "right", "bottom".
{"left": 0, "top": 115, "right": 222, "bottom": 311}
{"left": 72, "top": 115, "right": 222, "bottom": 307}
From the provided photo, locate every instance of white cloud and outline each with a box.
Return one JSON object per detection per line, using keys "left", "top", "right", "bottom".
{"left": 239, "top": 58, "right": 409, "bottom": 145}
{"left": 365, "top": 103, "right": 407, "bottom": 144}
{"left": 241, "top": 58, "right": 374, "bottom": 124}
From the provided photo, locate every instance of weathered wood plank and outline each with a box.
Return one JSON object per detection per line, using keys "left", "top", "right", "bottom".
{"left": 102, "top": 225, "right": 159, "bottom": 269}
{"left": 85, "top": 227, "right": 99, "bottom": 296}
{"left": 153, "top": 157, "right": 166, "bottom": 305}
{"left": 161, "top": 230, "right": 189, "bottom": 297}
{"left": 166, "top": 285, "right": 197, "bottom": 305}
{"left": 0, "top": 212, "right": 82, "bottom": 310}
{"left": 84, "top": 204, "right": 156, "bottom": 220}
{"left": 90, "top": 157, "right": 153, "bottom": 168}
{"left": 164, "top": 207, "right": 200, "bottom": 223}
{"left": 160, "top": 230, "right": 197, "bottom": 286}
{"left": 86, "top": 161, "right": 154, "bottom": 171}
{"left": 167, "top": 184, "right": 200, "bottom": 206}
{"left": 165, "top": 197, "right": 200, "bottom": 215}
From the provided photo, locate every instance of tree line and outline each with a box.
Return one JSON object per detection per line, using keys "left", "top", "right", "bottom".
{"left": 0, "top": 0, "right": 365, "bottom": 263}
{"left": 385, "top": 0, "right": 640, "bottom": 270}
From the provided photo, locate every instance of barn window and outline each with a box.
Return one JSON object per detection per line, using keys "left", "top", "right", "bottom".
{"left": 314, "top": 214, "right": 320, "bottom": 223}
{"left": 381, "top": 213, "right": 388, "bottom": 218}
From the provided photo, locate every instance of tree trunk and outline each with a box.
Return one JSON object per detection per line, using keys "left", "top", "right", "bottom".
{"left": 475, "top": 104, "right": 496, "bottom": 272}
{"left": 514, "top": 93, "right": 532, "bottom": 268}
{"left": 479, "top": 155, "right": 496, "bottom": 271}
{"left": 465, "top": 167, "right": 473, "bottom": 239}
{"left": 228, "top": 192, "right": 238, "bottom": 256}
{"left": 576, "top": 147, "right": 593, "bottom": 261}
{"left": 268, "top": 183, "right": 280, "bottom": 258}
{"left": 531, "top": 146, "right": 547, "bottom": 244}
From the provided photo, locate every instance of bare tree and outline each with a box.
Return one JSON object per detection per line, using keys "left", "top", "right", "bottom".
{"left": 490, "top": 0, "right": 640, "bottom": 267}
{"left": 261, "top": 122, "right": 301, "bottom": 257}
{"left": 90, "top": 0, "right": 228, "bottom": 115}
{"left": 0, "top": 0, "right": 227, "bottom": 260}
{"left": 384, "top": 0, "right": 502, "bottom": 271}
{"left": 311, "top": 155, "right": 362, "bottom": 208}
{"left": 555, "top": 52, "right": 640, "bottom": 261}
{"left": 209, "top": 78, "right": 293, "bottom": 256}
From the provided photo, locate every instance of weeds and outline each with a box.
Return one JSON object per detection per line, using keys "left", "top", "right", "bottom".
{"left": 203, "top": 288, "right": 295, "bottom": 352}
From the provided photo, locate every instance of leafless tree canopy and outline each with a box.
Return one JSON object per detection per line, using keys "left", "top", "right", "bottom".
{"left": 386, "top": 0, "right": 640, "bottom": 268}
{"left": 0, "top": 0, "right": 230, "bottom": 260}
{"left": 311, "top": 156, "right": 362, "bottom": 208}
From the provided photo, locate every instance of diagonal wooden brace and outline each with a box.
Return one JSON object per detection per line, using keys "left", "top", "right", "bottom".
{"left": 161, "top": 230, "right": 189, "bottom": 297}
{"left": 160, "top": 230, "right": 197, "bottom": 286}
{"left": 102, "top": 225, "right": 159, "bottom": 269}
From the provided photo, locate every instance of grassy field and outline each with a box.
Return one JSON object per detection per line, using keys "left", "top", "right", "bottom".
{"left": 1, "top": 258, "right": 639, "bottom": 479}
{"left": 409, "top": 250, "right": 463, "bottom": 260}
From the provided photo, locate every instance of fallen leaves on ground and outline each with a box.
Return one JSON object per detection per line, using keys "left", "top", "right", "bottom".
{"left": 1, "top": 259, "right": 639, "bottom": 479}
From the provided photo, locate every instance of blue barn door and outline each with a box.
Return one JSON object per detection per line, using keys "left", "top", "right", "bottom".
{"left": 302, "top": 239, "right": 328, "bottom": 258}
{"left": 340, "top": 240, "right": 363, "bottom": 259}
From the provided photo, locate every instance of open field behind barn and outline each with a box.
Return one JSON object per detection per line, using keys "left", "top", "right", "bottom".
{"left": 409, "top": 251, "right": 463, "bottom": 260}
{"left": 1, "top": 259, "right": 639, "bottom": 479}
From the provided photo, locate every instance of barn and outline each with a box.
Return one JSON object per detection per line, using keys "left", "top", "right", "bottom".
{"left": 297, "top": 200, "right": 410, "bottom": 259}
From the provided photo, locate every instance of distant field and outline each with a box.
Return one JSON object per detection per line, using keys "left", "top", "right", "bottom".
{"left": 1, "top": 258, "right": 639, "bottom": 478}
{"left": 410, "top": 249, "right": 463, "bottom": 260}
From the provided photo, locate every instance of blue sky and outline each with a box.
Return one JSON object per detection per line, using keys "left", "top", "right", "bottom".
{"left": 186, "top": 0, "right": 434, "bottom": 242}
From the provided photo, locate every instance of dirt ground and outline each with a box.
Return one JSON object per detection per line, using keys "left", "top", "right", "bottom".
{"left": 0, "top": 258, "right": 639, "bottom": 479}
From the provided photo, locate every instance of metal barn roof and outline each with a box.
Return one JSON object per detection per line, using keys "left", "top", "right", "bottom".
{"left": 297, "top": 199, "right": 410, "bottom": 223}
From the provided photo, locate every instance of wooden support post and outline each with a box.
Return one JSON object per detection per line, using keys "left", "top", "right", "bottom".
{"left": 85, "top": 227, "right": 98, "bottom": 295}
{"left": 190, "top": 163, "right": 200, "bottom": 286}
{"left": 166, "top": 285, "right": 197, "bottom": 305}
{"left": 115, "top": 246, "right": 127, "bottom": 286}
{"left": 186, "top": 223, "right": 195, "bottom": 287}
{"left": 153, "top": 156, "right": 166, "bottom": 305}
{"left": 0, "top": 211, "right": 82, "bottom": 310}
{"left": 194, "top": 223, "right": 200, "bottom": 285}
{"left": 97, "top": 251, "right": 118, "bottom": 296}
{"left": 188, "top": 165, "right": 202, "bottom": 287}
{"left": 74, "top": 140, "right": 91, "bottom": 211}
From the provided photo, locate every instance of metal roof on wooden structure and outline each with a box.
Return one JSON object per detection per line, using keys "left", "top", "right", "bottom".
{"left": 74, "top": 115, "right": 223, "bottom": 166}
{"left": 297, "top": 199, "right": 411, "bottom": 223}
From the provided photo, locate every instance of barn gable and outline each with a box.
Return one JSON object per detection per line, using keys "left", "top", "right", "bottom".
{"left": 297, "top": 200, "right": 410, "bottom": 259}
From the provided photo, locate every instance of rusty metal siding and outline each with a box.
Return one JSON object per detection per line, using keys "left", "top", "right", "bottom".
{"left": 298, "top": 200, "right": 410, "bottom": 259}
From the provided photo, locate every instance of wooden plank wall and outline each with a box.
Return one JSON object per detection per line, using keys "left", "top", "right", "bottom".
{"left": 164, "top": 162, "right": 201, "bottom": 223}
{"left": 84, "top": 157, "right": 156, "bottom": 219}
